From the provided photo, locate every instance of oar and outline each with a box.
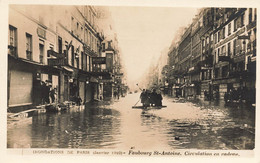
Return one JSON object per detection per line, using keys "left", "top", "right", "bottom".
{"left": 136, "top": 83, "right": 143, "bottom": 91}
{"left": 134, "top": 99, "right": 140, "bottom": 107}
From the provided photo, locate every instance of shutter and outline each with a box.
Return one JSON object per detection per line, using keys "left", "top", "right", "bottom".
{"left": 9, "top": 70, "right": 33, "bottom": 106}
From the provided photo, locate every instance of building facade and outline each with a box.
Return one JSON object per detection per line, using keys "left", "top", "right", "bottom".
{"left": 7, "top": 5, "right": 124, "bottom": 111}
{"left": 161, "top": 7, "right": 256, "bottom": 105}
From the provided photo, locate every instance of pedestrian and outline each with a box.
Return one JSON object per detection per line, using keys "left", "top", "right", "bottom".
{"left": 43, "top": 81, "right": 50, "bottom": 104}
{"left": 140, "top": 89, "right": 149, "bottom": 107}
{"left": 140, "top": 89, "right": 146, "bottom": 106}
{"left": 50, "top": 87, "right": 57, "bottom": 103}
{"left": 156, "top": 91, "right": 163, "bottom": 106}
{"left": 150, "top": 89, "right": 157, "bottom": 106}
{"left": 76, "top": 96, "right": 82, "bottom": 106}
{"left": 114, "top": 91, "right": 118, "bottom": 99}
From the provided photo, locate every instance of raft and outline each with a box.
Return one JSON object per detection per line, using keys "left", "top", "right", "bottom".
{"left": 132, "top": 105, "right": 167, "bottom": 109}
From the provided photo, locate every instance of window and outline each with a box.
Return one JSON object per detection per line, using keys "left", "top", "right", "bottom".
{"left": 48, "top": 45, "right": 54, "bottom": 58}
{"left": 85, "top": 29, "right": 88, "bottom": 44}
{"left": 222, "top": 27, "right": 225, "bottom": 39}
{"left": 8, "top": 25, "right": 17, "bottom": 56}
{"left": 210, "top": 34, "right": 213, "bottom": 42}
{"left": 87, "top": 55, "right": 89, "bottom": 71}
{"left": 215, "top": 68, "right": 219, "bottom": 79}
{"left": 26, "top": 33, "right": 32, "bottom": 60}
{"left": 218, "top": 31, "right": 220, "bottom": 42}
{"left": 228, "top": 23, "right": 231, "bottom": 35}
{"left": 71, "top": 45, "right": 74, "bottom": 67}
{"left": 90, "top": 56, "right": 93, "bottom": 71}
{"left": 81, "top": 52, "right": 84, "bottom": 70}
{"left": 58, "top": 36, "right": 62, "bottom": 54}
{"left": 89, "top": 10, "right": 91, "bottom": 24}
{"left": 39, "top": 43, "right": 44, "bottom": 64}
{"left": 249, "top": 8, "right": 253, "bottom": 23}
{"left": 240, "top": 14, "right": 244, "bottom": 27}
{"left": 88, "top": 32, "right": 91, "bottom": 46}
{"left": 234, "top": 18, "right": 238, "bottom": 32}
{"left": 233, "top": 39, "right": 236, "bottom": 55}
{"left": 102, "top": 43, "right": 105, "bottom": 51}
{"left": 214, "top": 33, "right": 218, "bottom": 43}
{"left": 235, "top": 39, "right": 242, "bottom": 54}
{"left": 227, "top": 42, "right": 231, "bottom": 56}
{"left": 222, "top": 45, "right": 226, "bottom": 56}
{"left": 71, "top": 17, "right": 74, "bottom": 34}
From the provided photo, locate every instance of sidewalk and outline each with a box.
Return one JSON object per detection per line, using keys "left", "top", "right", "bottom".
{"left": 166, "top": 94, "right": 255, "bottom": 109}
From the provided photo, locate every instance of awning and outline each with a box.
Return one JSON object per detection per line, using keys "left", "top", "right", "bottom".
{"left": 90, "top": 76, "right": 99, "bottom": 83}
{"left": 62, "top": 66, "right": 74, "bottom": 72}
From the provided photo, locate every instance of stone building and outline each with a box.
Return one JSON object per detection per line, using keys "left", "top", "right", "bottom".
{"left": 7, "top": 5, "right": 122, "bottom": 111}
{"left": 163, "top": 7, "right": 256, "bottom": 105}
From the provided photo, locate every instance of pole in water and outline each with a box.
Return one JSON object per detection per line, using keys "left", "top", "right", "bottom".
{"left": 136, "top": 83, "right": 142, "bottom": 91}
{"left": 134, "top": 99, "right": 140, "bottom": 106}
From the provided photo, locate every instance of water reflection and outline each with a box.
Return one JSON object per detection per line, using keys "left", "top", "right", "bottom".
{"left": 140, "top": 99, "right": 255, "bottom": 150}
{"left": 7, "top": 94, "right": 255, "bottom": 150}
{"left": 8, "top": 104, "right": 121, "bottom": 148}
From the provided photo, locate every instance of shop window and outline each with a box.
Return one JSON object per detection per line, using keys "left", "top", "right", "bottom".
{"left": 238, "top": 61, "right": 245, "bottom": 72}
{"left": 87, "top": 55, "right": 89, "bottom": 71}
{"left": 222, "top": 66, "right": 229, "bottom": 78}
{"left": 26, "top": 33, "right": 32, "bottom": 60}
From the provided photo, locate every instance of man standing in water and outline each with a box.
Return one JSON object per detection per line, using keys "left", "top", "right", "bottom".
{"left": 140, "top": 89, "right": 149, "bottom": 107}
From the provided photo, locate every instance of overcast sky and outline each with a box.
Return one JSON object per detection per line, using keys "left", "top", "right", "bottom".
{"left": 108, "top": 6, "right": 199, "bottom": 85}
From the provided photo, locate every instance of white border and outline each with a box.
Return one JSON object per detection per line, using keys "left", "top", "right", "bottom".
{"left": 1, "top": 0, "right": 259, "bottom": 163}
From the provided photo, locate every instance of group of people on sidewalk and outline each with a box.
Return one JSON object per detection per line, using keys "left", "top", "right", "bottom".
{"left": 140, "top": 89, "right": 163, "bottom": 107}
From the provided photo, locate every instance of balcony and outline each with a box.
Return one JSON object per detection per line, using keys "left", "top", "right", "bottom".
{"left": 218, "top": 56, "right": 232, "bottom": 63}
{"left": 247, "top": 21, "right": 256, "bottom": 31}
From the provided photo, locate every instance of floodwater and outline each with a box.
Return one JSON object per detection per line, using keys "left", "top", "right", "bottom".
{"left": 7, "top": 93, "right": 255, "bottom": 150}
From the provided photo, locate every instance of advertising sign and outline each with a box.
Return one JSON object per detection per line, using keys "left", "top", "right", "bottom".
{"left": 92, "top": 57, "right": 106, "bottom": 64}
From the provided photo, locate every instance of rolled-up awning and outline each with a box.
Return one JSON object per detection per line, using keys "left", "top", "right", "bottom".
{"left": 62, "top": 66, "right": 74, "bottom": 72}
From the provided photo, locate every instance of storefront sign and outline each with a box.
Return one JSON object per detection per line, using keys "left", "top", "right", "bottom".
{"left": 99, "top": 79, "right": 113, "bottom": 83}
{"left": 37, "top": 27, "right": 46, "bottom": 39}
{"left": 238, "top": 35, "right": 250, "bottom": 40}
{"left": 48, "top": 58, "right": 66, "bottom": 66}
{"left": 92, "top": 57, "right": 106, "bottom": 64}
{"left": 47, "top": 50, "right": 64, "bottom": 58}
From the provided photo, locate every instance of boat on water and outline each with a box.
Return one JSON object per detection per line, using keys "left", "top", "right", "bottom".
{"left": 132, "top": 105, "right": 167, "bottom": 109}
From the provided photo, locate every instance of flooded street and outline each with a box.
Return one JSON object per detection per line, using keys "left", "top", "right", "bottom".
{"left": 7, "top": 93, "right": 255, "bottom": 150}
